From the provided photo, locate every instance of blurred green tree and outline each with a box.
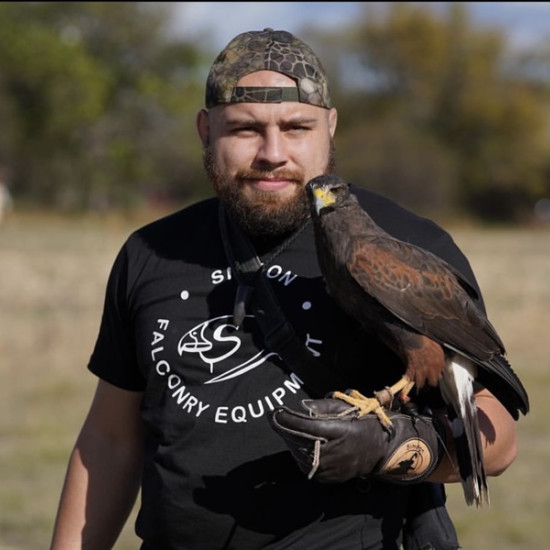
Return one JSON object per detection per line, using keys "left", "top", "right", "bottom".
{"left": 1, "top": 2, "right": 549, "bottom": 222}
{"left": 0, "top": 2, "right": 207, "bottom": 211}
{"left": 311, "top": 2, "right": 550, "bottom": 221}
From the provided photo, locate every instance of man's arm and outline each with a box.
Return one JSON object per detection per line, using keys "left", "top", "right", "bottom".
{"left": 429, "top": 387, "right": 518, "bottom": 483}
{"left": 50, "top": 379, "right": 145, "bottom": 550}
{"left": 269, "top": 386, "right": 518, "bottom": 486}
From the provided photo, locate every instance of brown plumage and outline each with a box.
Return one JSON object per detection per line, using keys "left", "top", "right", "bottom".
{"left": 306, "top": 174, "right": 529, "bottom": 507}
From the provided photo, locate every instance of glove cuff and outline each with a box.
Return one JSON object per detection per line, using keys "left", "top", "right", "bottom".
{"left": 374, "top": 413, "right": 446, "bottom": 484}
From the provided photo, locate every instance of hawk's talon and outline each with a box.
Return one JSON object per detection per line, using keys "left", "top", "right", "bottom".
{"left": 331, "top": 375, "right": 415, "bottom": 437}
{"left": 331, "top": 389, "right": 397, "bottom": 437}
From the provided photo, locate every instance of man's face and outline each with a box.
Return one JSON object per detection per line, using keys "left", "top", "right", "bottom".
{"left": 198, "top": 71, "right": 338, "bottom": 238}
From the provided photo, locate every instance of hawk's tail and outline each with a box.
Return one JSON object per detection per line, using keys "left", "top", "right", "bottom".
{"left": 440, "top": 355, "right": 489, "bottom": 507}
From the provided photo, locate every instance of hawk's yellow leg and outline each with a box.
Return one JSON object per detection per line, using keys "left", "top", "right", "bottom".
{"left": 332, "top": 375, "right": 414, "bottom": 432}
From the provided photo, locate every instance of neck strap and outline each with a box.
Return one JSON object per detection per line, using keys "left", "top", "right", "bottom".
{"left": 218, "top": 202, "right": 346, "bottom": 397}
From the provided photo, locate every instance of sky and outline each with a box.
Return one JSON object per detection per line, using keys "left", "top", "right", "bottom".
{"left": 166, "top": 2, "right": 550, "bottom": 52}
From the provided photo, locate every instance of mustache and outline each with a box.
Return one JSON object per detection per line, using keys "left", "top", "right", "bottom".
{"left": 236, "top": 169, "right": 303, "bottom": 183}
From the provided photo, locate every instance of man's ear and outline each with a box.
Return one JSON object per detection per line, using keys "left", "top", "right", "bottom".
{"left": 196, "top": 109, "right": 209, "bottom": 147}
{"left": 328, "top": 108, "right": 338, "bottom": 138}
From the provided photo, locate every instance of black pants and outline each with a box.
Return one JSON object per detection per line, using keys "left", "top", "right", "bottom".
{"left": 403, "top": 483, "right": 461, "bottom": 550}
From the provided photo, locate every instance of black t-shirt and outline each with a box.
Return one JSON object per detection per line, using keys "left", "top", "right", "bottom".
{"left": 89, "top": 184, "right": 482, "bottom": 549}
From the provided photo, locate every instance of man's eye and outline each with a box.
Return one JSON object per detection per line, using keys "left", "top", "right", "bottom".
{"left": 232, "top": 127, "right": 257, "bottom": 135}
{"left": 287, "top": 124, "right": 311, "bottom": 133}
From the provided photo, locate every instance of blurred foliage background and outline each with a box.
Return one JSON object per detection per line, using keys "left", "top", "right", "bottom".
{"left": 1, "top": 1, "right": 550, "bottom": 222}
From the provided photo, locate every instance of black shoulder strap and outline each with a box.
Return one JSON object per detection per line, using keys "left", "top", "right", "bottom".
{"left": 218, "top": 203, "right": 347, "bottom": 397}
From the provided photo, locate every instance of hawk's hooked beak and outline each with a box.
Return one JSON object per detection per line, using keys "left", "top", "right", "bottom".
{"left": 312, "top": 186, "right": 336, "bottom": 214}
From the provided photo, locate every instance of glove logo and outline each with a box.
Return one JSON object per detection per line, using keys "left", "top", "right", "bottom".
{"left": 379, "top": 438, "right": 433, "bottom": 481}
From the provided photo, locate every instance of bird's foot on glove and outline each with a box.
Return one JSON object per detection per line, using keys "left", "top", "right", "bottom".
{"left": 268, "top": 397, "right": 446, "bottom": 484}
{"left": 331, "top": 389, "right": 395, "bottom": 435}
{"left": 331, "top": 376, "right": 415, "bottom": 439}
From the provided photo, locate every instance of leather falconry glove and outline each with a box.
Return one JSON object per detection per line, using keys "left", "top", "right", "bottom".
{"left": 268, "top": 398, "right": 446, "bottom": 484}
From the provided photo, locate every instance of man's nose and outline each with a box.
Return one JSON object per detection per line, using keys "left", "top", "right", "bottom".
{"left": 255, "top": 130, "right": 287, "bottom": 166}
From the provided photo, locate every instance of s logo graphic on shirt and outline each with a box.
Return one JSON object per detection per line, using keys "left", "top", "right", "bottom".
{"left": 177, "top": 315, "right": 277, "bottom": 384}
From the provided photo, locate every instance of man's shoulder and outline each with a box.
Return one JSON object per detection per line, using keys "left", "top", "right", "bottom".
{"left": 350, "top": 183, "right": 447, "bottom": 244}
{"left": 128, "top": 196, "right": 217, "bottom": 241}
{"left": 138, "top": 197, "right": 218, "bottom": 234}
{"left": 115, "top": 197, "right": 220, "bottom": 264}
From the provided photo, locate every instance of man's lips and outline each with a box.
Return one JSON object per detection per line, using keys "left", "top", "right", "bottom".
{"left": 244, "top": 178, "right": 297, "bottom": 191}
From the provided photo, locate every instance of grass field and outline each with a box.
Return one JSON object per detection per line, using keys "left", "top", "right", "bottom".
{"left": 0, "top": 212, "right": 548, "bottom": 549}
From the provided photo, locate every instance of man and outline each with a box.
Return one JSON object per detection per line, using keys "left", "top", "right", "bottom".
{"left": 50, "top": 29, "right": 519, "bottom": 549}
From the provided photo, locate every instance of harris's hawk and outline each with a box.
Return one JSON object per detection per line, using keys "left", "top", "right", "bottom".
{"left": 305, "top": 174, "right": 529, "bottom": 507}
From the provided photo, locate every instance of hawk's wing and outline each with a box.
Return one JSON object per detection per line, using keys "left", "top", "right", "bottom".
{"left": 344, "top": 232, "right": 529, "bottom": 417}
{"left": 346, "top": 233, "right": 502, "bottom": 360}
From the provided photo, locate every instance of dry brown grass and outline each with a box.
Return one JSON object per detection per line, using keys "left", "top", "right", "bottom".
{"left": 443, "top": 227, "right": 550, "bottom": 549}
{"left": 0, "top": 213, "right": 141, "bottom": 549}
{"left": 0, "top": 213, "right": 548, "bottom": 549}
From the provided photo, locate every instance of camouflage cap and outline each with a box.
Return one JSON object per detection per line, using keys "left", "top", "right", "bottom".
{"left": 205, "top": 28, "right": 332, "bottom": 109}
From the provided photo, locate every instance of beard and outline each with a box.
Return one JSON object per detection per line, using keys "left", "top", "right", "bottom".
{"left": 204, "top": 141, "right": 336, "bottom": 240}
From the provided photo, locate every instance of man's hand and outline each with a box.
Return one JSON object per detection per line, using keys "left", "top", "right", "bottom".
{"left": 268, "top": 398, "right": 446, "bottom": 484}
